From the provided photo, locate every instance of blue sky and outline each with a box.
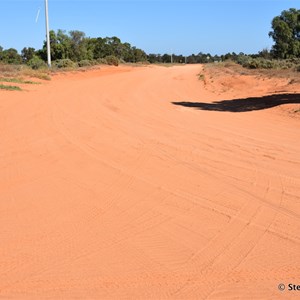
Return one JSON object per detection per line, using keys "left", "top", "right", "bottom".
{"left": 0, "top": 0, "right": 299, "bottom": 55}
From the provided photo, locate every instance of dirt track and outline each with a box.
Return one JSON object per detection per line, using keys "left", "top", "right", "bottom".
{"left": 1, "top": 65, "right": 300, "bottom": 299}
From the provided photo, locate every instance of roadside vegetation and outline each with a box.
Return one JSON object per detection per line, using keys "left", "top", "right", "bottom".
{"left": 0, "top": 8, "right": 299, "bottom": 75}
{"left": 0, "top": 31, "right": 147, "bottom": 70}
{"left": 0, "top": 77, "right": 40, "bottom": 84}
{"left": 0, "top": 84, "right": 22, "bottom": 91}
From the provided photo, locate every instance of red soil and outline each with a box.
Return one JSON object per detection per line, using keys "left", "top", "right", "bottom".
{"left": 0, "top": 64, "right": 299, "bottom": 299}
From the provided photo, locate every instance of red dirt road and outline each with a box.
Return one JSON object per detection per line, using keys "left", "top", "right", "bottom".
{"left": 1, "top": 65, "right": 300, "bottom": 299}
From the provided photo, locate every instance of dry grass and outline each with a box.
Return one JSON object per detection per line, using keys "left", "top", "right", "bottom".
{"left": 0, "top": 64, "right": 51, "bottom": 81}
{"left": 19, "top": 69, "right": 51, "bottom": 81}
{"left": 204, "top": 61, "right": 300, "bottom": 82}
{"left": 0, "top": 77, "right": 40, "bottom": 84}
{"left": 0, "top": 84, "right": 22, "bottom": 91}
{"left": 202, "top": 61, "right": 300, "bottom": 118}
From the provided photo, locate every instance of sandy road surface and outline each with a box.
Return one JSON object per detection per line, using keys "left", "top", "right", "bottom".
{"left": 1, "top": 65, "right": 300, "bottom": 299}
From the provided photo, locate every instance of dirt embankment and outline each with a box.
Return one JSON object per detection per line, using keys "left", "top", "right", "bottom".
{"left": 200, "top": 63, "right": 300, "bottom": 118}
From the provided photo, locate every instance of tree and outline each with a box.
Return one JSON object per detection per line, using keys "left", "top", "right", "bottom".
{"left": 21, "top": 47, "right": 36, "bottom": 63}
{"left": 40, "top": 29, "right": 90, "bottom": 62}
{"left": 0, "top": 48, "right": 22, "bottom": 64}
{"left": 162, "top": 53, "right": 171, "bottom": 63}
{"left": 147, "top": 54, "right": 161, "bottom": 63}
{"left": 40, "top": 30, "right": 60, "bottom": 61}
{"left": 269, "top": 8, "right": 300, "bottom": 58}
{"left": 88, "top": 37, "right": 106, "bottom": 59}
{"left": 258, "top": 48, "right": 272, "bottom": 59}
{"left": 56, "top": 29, "right": 72, "bottom": 59}
{"left": 106, "top": 36, "right": 122, "bottom": 58}
{"left": 69, "top": 30, "right": 89, "bottom": 61}
{"left": 120, "top": 42, "right": 133, "bottom": 62}
{"left": 132, "top": 47, "right": 147, "bottom": 62}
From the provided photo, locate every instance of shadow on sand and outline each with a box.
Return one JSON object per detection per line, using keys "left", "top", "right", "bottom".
{"left": 172, "top": 93, "right": 300, "bottom": 112}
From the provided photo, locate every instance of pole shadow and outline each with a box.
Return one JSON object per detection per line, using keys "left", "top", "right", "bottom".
{"left": 172, "top": 93, "right": 300, "bottom": 112}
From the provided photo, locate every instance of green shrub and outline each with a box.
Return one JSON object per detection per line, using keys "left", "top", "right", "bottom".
{"left": 105, "top": 55, "right": 119, "bottom": 66}
{"left": 78, "top": 59, "right": 92, "bottom": 67}
{"left": 27, "top": 56, "right": 47, "bottom": 70}
{"left": 54, "top": 59, "right": 77, "bottom": 69}
{"left": 0, "top": 84, "right": 22, "bottom": 91}
{"left": 136, "top": 60, "right": 150, "bottom": 65}
{"left": 236, "top": 57, "right": 278, "bottom": 69}
{"left": 197, "top": 73, "right": 205, "bottom": 81}
{"left": 0, "top": 77, "right": 39, "bottom": 84}
{"left": 236, "top": 55, "right": 300, "bottom": 70}
{"left": 0, "top": 63, "right": 22, "bottom": 74}
{"left": 96, "top": 58, "right": 108, "bottom": 65}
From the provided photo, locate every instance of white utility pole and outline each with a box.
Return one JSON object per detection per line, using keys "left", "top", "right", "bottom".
{"left": 45, "top": 0, "right": 51, "bottom": 67}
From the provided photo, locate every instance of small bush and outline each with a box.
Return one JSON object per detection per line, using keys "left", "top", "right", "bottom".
{"left": 96, "top": 58, "right": 108, "bottom": 65}
{"left": 54, "top": 59, "right": 77, "bottom": 69}
{"left": 0, "top": 63, "right": 22, "bottom": 74}
{"left": 0, "top": 77, "right": 39, "bottom": 84}
{"left": 0, "top": 84, "right": 22, "bottom": 91}
{"left": 223, "top": 60, "right": 237, "bottom": 68}
{"left": 239, "top": 57, "right": 278, "bottom": 69}
{"left": 78, "top": 59, "right": 92, "bottom": 67}
{"left": 236, "top": 55, "right": 300, "bottom": 71}
{"left": 197, "top": 73, "right": 205, "bottom": 81}
{"left": 27, "top": 56, "right": 47, "bottom": 70}
{"left": 136, "top": 60, "right": 150, "bottom": 65}
{"left": 105, "top": 55, "right": 119, "bottom": 66}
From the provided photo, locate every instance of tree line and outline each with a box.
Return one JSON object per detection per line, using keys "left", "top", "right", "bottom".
{"left": 0, "top": 30, "right": 148, "bottom": 67}
{"left": 0, "top": 8, "right": 299, "bottom": 68}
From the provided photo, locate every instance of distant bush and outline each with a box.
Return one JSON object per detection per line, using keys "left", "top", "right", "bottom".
{"left": 136, "top": 60, "right": 151, "bottom": 65}
{"left": 236, "top": 56, "right": 274, "bottom": 69}
{"left": 105, "top": 55, "right": 119, "bottom": 66}
{"left": 0, "top": 84, "right": 22, "bottom": 91}
{"left": 0, "top": 63, "right": 22, "bottom": 73}
{"left": 27, "top": 56, "right": 47, "bottom": 70}
{"left": 223, "top": 60, "right": 237, "bottom": 68}
{"left": 290, "top": 58, "right": 300, "bottom": 65}
{"left": 0, "top": 48, "right": 22, "bottom": 64}
{"left": 78, "top": 59, "right": 93, "bottom": 67}
{"left": 96, "top": 58, "right": 107, "bottom": 65}
{"left": 250, "top": 58, "right": 275, "bottom": 69}
{"left": 236, "top": 55, "right": 300, "bottom": 70}
{"left": 54, "top": 59, "right": 77, "bottom": 69}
